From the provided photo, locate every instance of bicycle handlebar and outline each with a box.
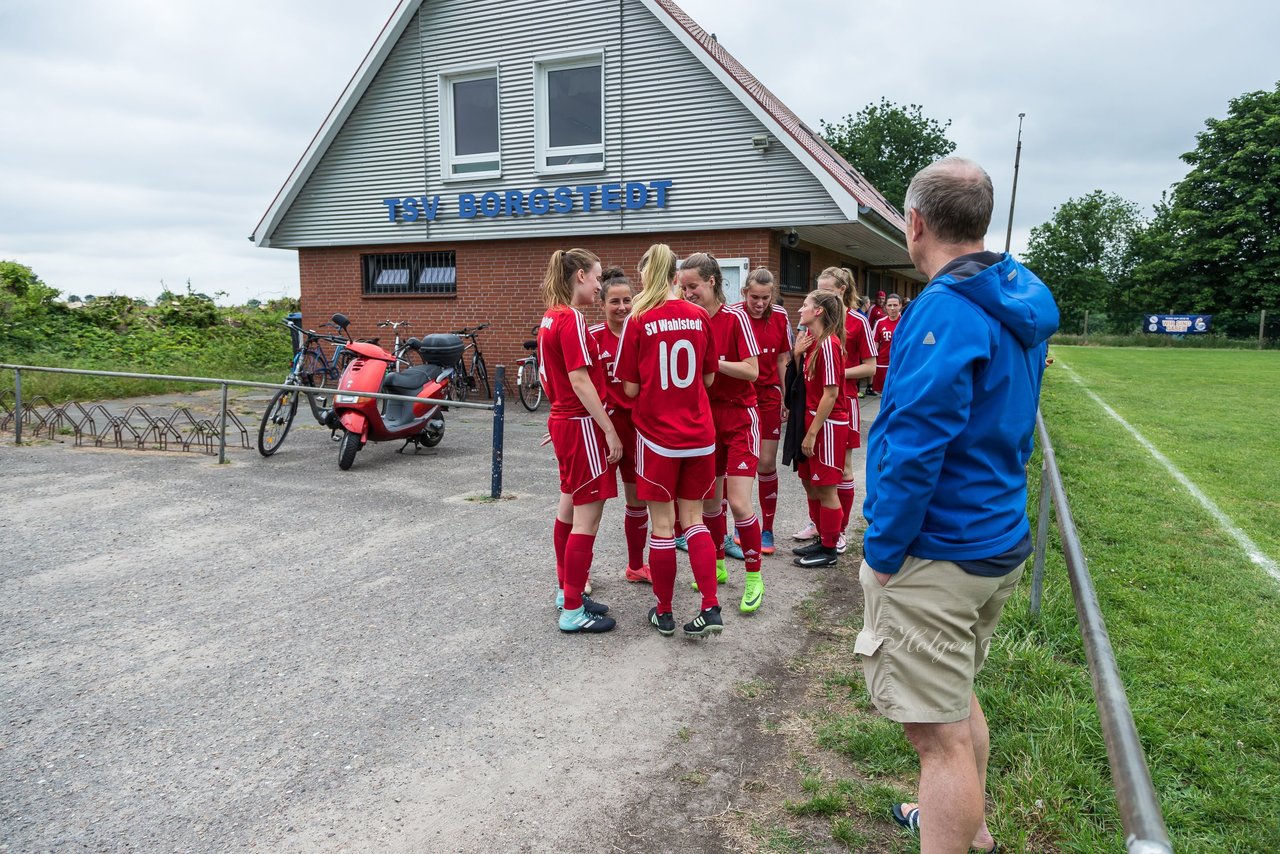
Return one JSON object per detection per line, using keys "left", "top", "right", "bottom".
{"left": 283, "top": 319, "right": 348, "bottom": 346}
{"left": 450, "top": 322, "right": 490, "bottom": 336}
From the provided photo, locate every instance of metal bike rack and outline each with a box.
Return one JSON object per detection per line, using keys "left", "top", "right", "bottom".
{"left": 2, "top": 363, "right": 507, "bottom": 498}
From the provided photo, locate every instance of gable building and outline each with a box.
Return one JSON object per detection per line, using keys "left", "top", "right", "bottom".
{"left": 253, "top": 0, "right": 922, "bottom": 376}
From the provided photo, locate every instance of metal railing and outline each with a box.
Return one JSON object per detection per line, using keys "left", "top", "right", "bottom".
{"left": 1028, "top": 410, "right": 1173, "bottom": 854}
{"left": 1, "top": 363, "right": 508, "bottom": 498}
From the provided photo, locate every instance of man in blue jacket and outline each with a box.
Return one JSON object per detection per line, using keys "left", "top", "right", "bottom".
{"left": 858, "top": 157, "right": 1058, "bottom": 853}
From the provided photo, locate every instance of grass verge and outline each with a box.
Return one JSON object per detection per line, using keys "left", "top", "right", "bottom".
{"left": 733, "top": 348, "right": 1280, "bottom": 852}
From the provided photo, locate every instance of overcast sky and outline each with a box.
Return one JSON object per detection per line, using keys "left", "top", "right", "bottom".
{"left": 2, "top": 0, "right": 1276, "bottom": 304}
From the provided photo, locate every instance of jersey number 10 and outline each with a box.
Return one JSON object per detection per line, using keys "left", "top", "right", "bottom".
{"left": 658, "top": 340, "right": 697, "bottom": 390}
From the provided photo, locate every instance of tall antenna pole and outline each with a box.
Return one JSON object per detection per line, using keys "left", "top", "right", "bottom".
{"left": 1004, "top": 112, "right": 1026, "bottom": 254}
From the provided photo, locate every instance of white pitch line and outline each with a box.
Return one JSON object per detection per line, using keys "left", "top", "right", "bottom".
{"left": 1056, "top": 360, "right": 1279, "bottom": 582}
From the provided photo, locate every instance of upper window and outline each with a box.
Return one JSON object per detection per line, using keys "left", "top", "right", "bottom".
{"left": 535, "top": 54, "right": 604, "bottom": 173}
{"left": 362, "top": 251, "right": 457, "bottom": 297}
{"left": 779, "top": 247, "right": 811, "bottom": 294}
{"left": 441, "top": 68, "right": 500, "bottom": 180}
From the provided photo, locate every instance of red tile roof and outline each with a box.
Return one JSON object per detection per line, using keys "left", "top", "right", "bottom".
{"left": 651, "top": 0, "right": 906, "bottom": 232}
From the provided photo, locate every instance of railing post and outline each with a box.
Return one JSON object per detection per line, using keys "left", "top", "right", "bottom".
{"left": 1031, "top": 453, "right": 1050, "bottom": 619}
{"left": 218, "top": 383, "right": 229, "bottom": 464}
{"left": 491, "top": 365, "right": 505, "bottom": 499}
{"left": 14, "top": 367, "right": 22, "bottom": 446}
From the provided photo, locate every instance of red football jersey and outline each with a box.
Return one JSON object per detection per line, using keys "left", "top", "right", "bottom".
{"left": 588, "top": 322, "right": 630, "bottom": 411}
{"left": 869, "top": 303, "right": 888, "bottom": 327}
{"left": 538, "top": 305, "right": 606, "bottom": 420}
{"left": 803, "top": 335, "right": 850, "bottom": 422}
{"left": 873, "top": 315, "right": 900, "bottom": 367}
{"left": 706, "top": 303, "right": 760, "bottom": 407}
{"left": 745, "top": 304, "right": 792, "bottom": 389}
{"left": 615, "top": 298, "right": 717, "bottom": 453}
{"left": 843, "top": 309, "right": 876, "bottom": 399}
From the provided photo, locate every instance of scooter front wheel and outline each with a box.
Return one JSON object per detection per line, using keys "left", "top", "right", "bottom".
{"left": 338, "top": 429, "right": 361, "bottom": 470}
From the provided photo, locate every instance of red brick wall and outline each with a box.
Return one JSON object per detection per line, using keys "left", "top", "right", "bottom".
{"left": 298, "top": 229, "right": 775, "bottom": 390}
{"left": 296, "top": 229, "right": 918, "bottom": 388}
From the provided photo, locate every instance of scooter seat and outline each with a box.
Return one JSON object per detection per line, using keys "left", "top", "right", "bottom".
{"left": 382, "top": 367, "right": 432, "bottom": 394}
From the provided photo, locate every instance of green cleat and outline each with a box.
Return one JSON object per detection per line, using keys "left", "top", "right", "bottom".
{"left": 740, "top": 572, "right": 764, "bottom": 613}
{"left": 691, "top": 559, "right": 730, "bottom": 591}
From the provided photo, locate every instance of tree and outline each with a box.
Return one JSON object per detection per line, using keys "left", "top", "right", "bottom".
{"left": 1133, "top": 81, "right": 1280, "bottom": 314}
{"left": 820, "top": 98, "right": 957, "bottom": 210}
{"left": 1023, "top": 191, "right": 1145, "bottom": 328}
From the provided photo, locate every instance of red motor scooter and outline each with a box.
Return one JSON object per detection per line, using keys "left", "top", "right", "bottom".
{"left": 328, "top": 330, "right": 465, "bottom": 470}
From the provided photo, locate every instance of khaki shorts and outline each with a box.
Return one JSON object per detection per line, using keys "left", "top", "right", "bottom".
{"left": 856, "top": 556, "right": 1024, "bottom": 723}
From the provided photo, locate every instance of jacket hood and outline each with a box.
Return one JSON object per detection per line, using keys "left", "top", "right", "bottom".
{"left": 938, "top": 254, "right": 1059, "bottom": 348}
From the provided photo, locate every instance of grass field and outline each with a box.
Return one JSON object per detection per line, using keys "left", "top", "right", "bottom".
{"left": 760, "top": 345, "right": 1280, "bottom": 852}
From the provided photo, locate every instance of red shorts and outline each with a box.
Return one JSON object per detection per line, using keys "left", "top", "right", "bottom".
{"left": 755, "top": 385, "right": 783, "bottom": 441}
{"left": 798, "top": 415, "right": 848, "bottom": 486}
{"left": 610, "top": 407, "right": 637, "bottom": 484}
{"left": 845, "top": 395, "right": 862, "bottom": 450}
{"left": 550, "top": 416, "right": 619, "bottom": 505}
{"left": 712, "top": 404, "right": 760, "bottom": 478}
{"left": 634, "top": 436, "right": 716, "bottom": 503}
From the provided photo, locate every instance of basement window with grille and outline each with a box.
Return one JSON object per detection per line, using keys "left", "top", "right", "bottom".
{"left": 779, "top": 246, "right": 811, "bottom": 294}
{"left": 362, "top": 252, "right": 457, "bottom": 297}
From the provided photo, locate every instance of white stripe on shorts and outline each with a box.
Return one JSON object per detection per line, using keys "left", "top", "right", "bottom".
{"left": 576, "top": 416, "right": 604, "bottom": 478}
{"left": 748, "top": 406, "right": 761, "bottom": 458}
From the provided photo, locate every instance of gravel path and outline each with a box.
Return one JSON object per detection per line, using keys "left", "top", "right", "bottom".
{"left": 1, "top": 395, "right": 872, "bottom": 852}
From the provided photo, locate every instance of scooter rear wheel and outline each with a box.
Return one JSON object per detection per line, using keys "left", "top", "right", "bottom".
{"left": 338, "top": 429, "right": 361, "bottom": 470}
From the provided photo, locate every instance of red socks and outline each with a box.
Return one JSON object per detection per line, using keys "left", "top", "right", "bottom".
{"left": 684, "top": 524, "right": 718, "bottom": 610}
{"left": 703, "top": 507, "right": 727, "bottom": 559}
{"left": 624, "top": 505, "right": 649, "bottom": 571}
{"left": 735, "top": 514, "right": 763, "bottom": 572}
{"left": 838, "top": 480, "right": 856, "bottom": 533}
{"left": 819, "top": 505, "right": 842, "bottom": 549}
{"left": 758, "top": 472, "right": 779, "bottom": 534}
{"left": 563, "top": 532, "right": 595, "bottom": 610}
{"left": 553, "top": 518, "right": 571, "bottom": 589}
{"left": 649, "top": 536, "right": 677, "bottom": 612}
{"left": 807, "top": 497, "right": 820, "bottom": 528}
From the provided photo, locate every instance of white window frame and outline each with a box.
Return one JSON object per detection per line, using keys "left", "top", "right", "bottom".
{"left": 439, "top": 64, "right": 502, "bottom": 182}
{"left": 534, "top": 51, "right": 605, "bottom": 175}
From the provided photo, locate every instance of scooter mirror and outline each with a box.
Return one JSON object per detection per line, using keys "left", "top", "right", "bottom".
{"left": 332, "top": 313, "right": 350, "bottom": 329}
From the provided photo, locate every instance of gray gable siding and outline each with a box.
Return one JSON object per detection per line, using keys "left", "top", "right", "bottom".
{"left": 268, "top": 0, "right": 845, "bottom": 248}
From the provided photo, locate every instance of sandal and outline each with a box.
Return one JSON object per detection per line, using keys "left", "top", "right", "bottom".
{"left": 890, "top": 804, "right": 1000, "bottom": 853}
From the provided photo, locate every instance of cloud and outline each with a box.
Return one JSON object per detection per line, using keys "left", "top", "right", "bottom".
{"left": 2, "top": 0, "right": 1277, "bottom": 302}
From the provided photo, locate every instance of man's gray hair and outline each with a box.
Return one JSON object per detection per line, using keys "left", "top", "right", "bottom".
{"left": 904, "top": 157, "right": 994, "bottom": 244}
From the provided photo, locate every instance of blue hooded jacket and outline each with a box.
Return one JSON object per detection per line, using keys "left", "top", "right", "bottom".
{"left": 862, "top": 253, "right": 1059, "bottom": 573}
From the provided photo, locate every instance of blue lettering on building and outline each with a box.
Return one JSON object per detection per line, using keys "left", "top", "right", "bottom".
{"left": 382, "top": 179, "right": 674, "bottom": 224}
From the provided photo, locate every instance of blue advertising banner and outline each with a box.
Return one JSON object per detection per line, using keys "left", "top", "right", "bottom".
{"left": 1145, "top": 314, "right": 1212, "bottom": 335}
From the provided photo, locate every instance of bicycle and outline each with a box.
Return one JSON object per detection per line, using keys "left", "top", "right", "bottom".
{"left": 516, "top": 327, "right": 543, "bottom": 412}
{"left": 257, "top": 314, "right": 358, "bottom": 456}
{"left": 448, "top": 323, "right": 491, "bottom": 402}
{"left": 377, "top": 319, "right": 415, "bottom": 367}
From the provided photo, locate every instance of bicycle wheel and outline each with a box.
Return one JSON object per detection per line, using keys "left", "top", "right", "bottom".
{"left": 257, "top": 388, "right": 299, "bottom": 456}
{"left": 517, "top": 361, "right": 542, "bottom": 412}
{"left": 451, "top": 358, "right": 470, "bottom": 402}
{"left": 300, "top": 348, "right": 329, "bottom": 388}
{"left": 472, "top": 352, "right": 491, "bottom": 400}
